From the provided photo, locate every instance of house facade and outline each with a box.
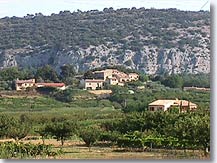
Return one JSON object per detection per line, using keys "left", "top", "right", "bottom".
{"left": 80, "top": 79, "right": 104, "bottom": 90}
{"left": 15, "top": 79, "right": 36, "bottom": 91}
{"left": 148, "top": 99, "right": 197, "bottom": 112}
{"left": 81, "top": 69, "right": 139, "bottom": 90}
{"left": 148, "top": 100, "right": 177, "bottom": 111}
{"left": 128, "top": 73, "right": 139, "bottom": 81}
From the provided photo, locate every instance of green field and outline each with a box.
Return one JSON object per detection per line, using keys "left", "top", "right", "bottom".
{"left": 0, "top": 88, "right": 210, "bottom": 159}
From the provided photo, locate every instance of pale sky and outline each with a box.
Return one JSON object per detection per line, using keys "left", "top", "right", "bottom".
{"left": 0, "top": 0, "right": 210, "bottom": 18}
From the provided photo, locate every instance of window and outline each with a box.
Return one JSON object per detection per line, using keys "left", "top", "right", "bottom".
{"left": 149, "top": 107, "right": 155, "bottom": 111}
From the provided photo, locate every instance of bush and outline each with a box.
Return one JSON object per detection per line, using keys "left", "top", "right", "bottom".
{"left": 0, "top": 142, "right": 61, "bottom": 159}
{"left": 36, "top": 86, "right": 57, "bottom": 94}
{"left": 53, "top": 89, "right": 73, "bottom": 102}
{"left": 100, "top": 131, "right": 120, "bottom": 143}
{"left": 98, "top": 99, "right": 112, "bottom": 107}
{"left": 112, "top": 102, "right": 123, "bottom": 110}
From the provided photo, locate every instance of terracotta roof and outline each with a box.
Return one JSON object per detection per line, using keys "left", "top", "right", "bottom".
{"left": 175, "top": 100, "right": 197, "bottom": 107}
{"left": 114, "top": 73, "right": 128, "bottom": 78}
{"left": 16, "top": 79, "right": 35, "bottom": 84}
{"left": 85, "top": 79, "right": 104, "bottom": 83}
{"left": 148, "top": 100, "right": 176, "bottom": 106}
{"left": 183, "top": 87, "right": 210, "bottom": 91}
{"left": 149, "top": 99, "right": 197, "bottom": 107}
{"left": 36, "top": 83, "right": 65, "bottom": 87}
{"left": 94, "top": 69, "right": 118, "bottom": 73}
{"left": 129, "top": 73, "right": 139, "bottom": 76}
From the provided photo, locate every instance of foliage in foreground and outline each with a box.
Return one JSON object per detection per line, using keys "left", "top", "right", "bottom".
{"left": 0, "top": 142, "right": 61, "bottom": 159}
{"left": 101, "top": 111, "right": 210, "bottom": 156}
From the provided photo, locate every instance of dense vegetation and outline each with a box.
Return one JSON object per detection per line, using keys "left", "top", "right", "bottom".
{"left": 0, "top": 66, "right": 210, "bottom": 91}
{"left": 0, "top": 105, "right": 210, "bottom": 158}
{"left": 0, "top": 8, "right": 210, "bottom": 50}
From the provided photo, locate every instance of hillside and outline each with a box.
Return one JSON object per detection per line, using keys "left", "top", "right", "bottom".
{"left": 0, "top": 8, "right": 210, "bottom": 75}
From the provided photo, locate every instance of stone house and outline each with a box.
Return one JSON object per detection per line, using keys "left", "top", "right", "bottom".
{"left": 148, "top": 99, "right": 197, "bottom": 112}
{"left": 80, "top": 79, "right": 104, "bottom": 90}
{"left": 81, "top": 69, "right": 139, "bottom": 90}
{"left": 15, "top": 79, "right": 36, "bottom": 91}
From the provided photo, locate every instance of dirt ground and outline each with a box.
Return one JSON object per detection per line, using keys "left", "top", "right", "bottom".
{"left": 88, "top": 90, "right": 112, "bottom": 95}
{"left": 1, "top": 138, "right": 207, "bottom": 160}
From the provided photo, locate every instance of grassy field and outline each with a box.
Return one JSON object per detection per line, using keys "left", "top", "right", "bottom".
{"left": 0, "top": 95, "right": 123, "bottom": 135}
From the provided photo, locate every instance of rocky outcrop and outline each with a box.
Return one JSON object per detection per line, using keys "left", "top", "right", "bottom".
{"left": 0, "top": 42, "right": 210, "bottom": 75}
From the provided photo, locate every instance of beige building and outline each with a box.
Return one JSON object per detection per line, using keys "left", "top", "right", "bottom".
{"left": 106, "top": 77, "right": 119, "bottom": 85}
{"left": 148, "top": 99, "right": 197, "bottom": 112}
{"left": 105, "top": 77, "right": 125, "bottom": 86}
{"left": 81, "top": 69, "right": 139, "bottom": 90}
{"left": 183, "top": 86, "right": 210, "bottom": 91}
{"left": 93, "top": 69, "right": 139, "bottom": 83}
{"left": 128, "top": 73, "right": 139, "bottom": 81}
{"left": 15, "top": 79, "right": 66, "bottom": 91}
{"left": 81, "top": 79, "right": 104, "bottom": 90}
{"left": 15, "top": 79, "right": 36, "bottom": 91}
{"left": 93, "top": 69, "right": 119, "bottom": 80}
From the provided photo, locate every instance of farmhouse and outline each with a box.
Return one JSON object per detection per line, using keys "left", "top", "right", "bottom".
{"left": 148, "top": 99, "right": 197, "bottom": 112}
{"left": 15, "top": 79, "right": 36, "bottom": 91}
{"left": 183, "top": 86, "right": 210, "bottom": 92}
{"left": 15, "top": 79, "right": 66, "bottom": 90}
{"left": 81, "top": 69, "right": 139, "bottom": 90}
{"left": 80, "top": 79, "right": 104, "bottom": 90}
{"left": 128, "top": 73, "right": 139, "bottom": 81}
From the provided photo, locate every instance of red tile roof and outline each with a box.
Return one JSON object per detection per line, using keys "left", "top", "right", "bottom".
{"left": 16, "top": 79, "right": 35, "bottom": 84}
{"left": 85, "top": 79, "right": 104, "bottom": 83}
{"left": 36, "top": 83, "right": 65, "bottom": 87}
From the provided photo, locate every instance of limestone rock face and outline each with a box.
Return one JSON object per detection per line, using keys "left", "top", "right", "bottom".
{"left": 0, "top": 43, "right": 210, "bottom": 75}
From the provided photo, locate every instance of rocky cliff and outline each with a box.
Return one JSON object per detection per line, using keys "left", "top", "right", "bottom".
{"left": 0, "top": 8, "right": 210, "bottom": 74}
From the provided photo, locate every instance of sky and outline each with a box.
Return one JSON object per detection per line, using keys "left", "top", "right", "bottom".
{"left": 0, "top": 0, "right": 210, "bottom": 18}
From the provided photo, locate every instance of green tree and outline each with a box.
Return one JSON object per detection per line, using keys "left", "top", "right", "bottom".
{"left": 193, "top": 114, "right": 210, "bottom": 156}
{"left": 53, "top": 88, "right": 73, "bottom": 102}
{"left": 35, "top": 125, "right": 49, "bottom": 145}
{"left": 45, "top": 121, "right": 77, "bottom": 146}
{"left": 162, "top": 74, "right": 183, "bottom": 88}
{"left": 173, "top": 113, "right": 210, "bottom": 156}
{"left": 59, "top": 64, "right": 76, "bottom": 84}
{"left": 0, "top": 114, "right": 10, "bottom": 138}
{"left": 139, "top": 74, "right": 149, "bottom": 82}
{"left": 79, "top": 125, "right": 101, "bottom": 151}
{"left": 83, "top": 70, "right": 94, "bottom": 79}
{"left": 35, "top": 65, "right": 59, "bottom": 82}
{"left": 0, "top": 67, "right": 22, "bottom": 81}
{"left": 7, "top": 115, "right": 31, "bottom": 142}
